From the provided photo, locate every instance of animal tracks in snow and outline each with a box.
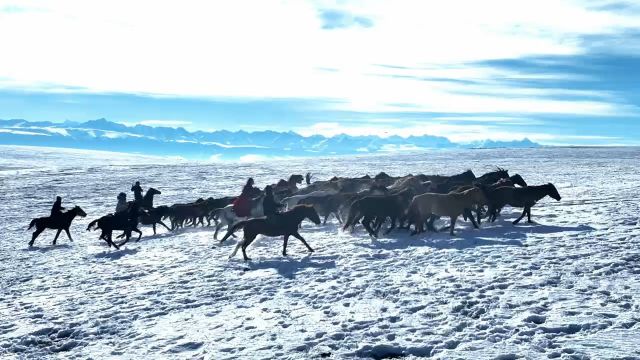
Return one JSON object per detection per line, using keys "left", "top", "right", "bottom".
{"left": 2, "top": 147, "right": 640, "bottom": 358}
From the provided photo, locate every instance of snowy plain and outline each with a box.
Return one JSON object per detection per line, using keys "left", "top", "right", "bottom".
{"left": 1, "top": 145, "right": 640, "bottom": 359}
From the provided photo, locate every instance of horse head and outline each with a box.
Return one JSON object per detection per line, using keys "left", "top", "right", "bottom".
{"left": 302, "top": 205, "right": 321, "bottom": 225}
{"left": 494, "top": 167, "right": 509, "bottom": 179}
{"left": 147, "top": 188, "right": 161, "bottom": 197}
{"left": 73, "top": 206, "right": 87, "bottom": 217}
{"left": 289, "top": 174, "right": 304, "bottom": 185}
{"left": 546, "top": 183, "right": 562, "bottom": 201}
{"left": 510, "top": 174, "right": 527, "bottom": 187}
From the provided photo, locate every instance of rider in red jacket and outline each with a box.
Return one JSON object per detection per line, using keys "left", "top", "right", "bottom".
{"left": 233, "top": 178, "right": 260, "bottom": 217}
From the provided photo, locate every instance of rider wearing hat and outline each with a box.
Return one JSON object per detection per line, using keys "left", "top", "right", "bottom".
{"left": 131, "top": 181, "right": 143, "bottom": 203}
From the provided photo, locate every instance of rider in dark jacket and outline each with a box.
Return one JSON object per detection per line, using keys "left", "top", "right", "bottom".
{"left": 131, "top": 181, "right": 143, "bottom": 203}
{"left": 50, "top": 196, "right": 65, "bottom": 217}
{"left": 263, "top": 186, "right": 284, "bottom": 217}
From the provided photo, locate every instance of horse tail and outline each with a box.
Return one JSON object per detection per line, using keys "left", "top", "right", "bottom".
{"left": 28, "top": 218, "right": 37, "bottom": 230}
{"left": 87, "top": 218, "right": 100, "bottom": 231}
{"left": 229, "top": 220, "right": 248, "bottom": 234}
{"left": 342, "top": 202, "right": 360, "bottom": 231}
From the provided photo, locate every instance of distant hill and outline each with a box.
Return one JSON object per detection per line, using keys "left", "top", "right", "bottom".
{"left": 0, "top": 118, "right": 539, "bottom": 159}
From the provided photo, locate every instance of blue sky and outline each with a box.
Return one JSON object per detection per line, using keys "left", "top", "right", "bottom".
{"left": 0, "top": 0, "right": 639, "bottom": 145}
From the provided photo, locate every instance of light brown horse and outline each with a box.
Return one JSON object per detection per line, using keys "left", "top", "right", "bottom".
{"left": 408, "top": 187, "right": 487, "bottom": 235}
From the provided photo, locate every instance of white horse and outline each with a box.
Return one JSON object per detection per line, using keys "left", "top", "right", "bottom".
{"left": 281, "top": 190, "right": 339, "bottom": 210}
{"left": 211, "top": 196, "right": 264, "bottom": 239}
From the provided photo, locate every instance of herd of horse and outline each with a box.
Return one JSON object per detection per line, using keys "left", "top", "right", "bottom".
{"left": 27, "top": 168, "right": 562, "bottom": 260}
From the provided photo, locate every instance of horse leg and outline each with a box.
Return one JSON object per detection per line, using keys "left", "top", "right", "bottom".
{"left": 214, "top": 222, "right": 221, "bottom": 240}
{"left": 427, "top": 215, "right": 437, "bottom": 232}
{"left": 134, "top": 228, "right": 142, "bottom": 242}
{"left": 372, "top": 217, "right": 383, "bottom": 237}
{"left": 323, "top": 214, "right": 329, "bottom": 225}
{"left": 158, "top": 220, "right": 171, "bottom": 232}
{"left": 29, "top": 227, "right": 44, "bottom": 247}
{"left": 64, "top": 228, "right": 73, "bottom": 242}
{"left": 334, "top": 212, "right": 343, "bottom": 224}
{"left": 526, "top": 206, "right": 533, "bottom": 223}
{"left": 241, "top": 234, "right": 258, "bottom": 261}
{"left": 102, "top": 233, "right": 112, "bottom": 247}
{"left": 384, "top": 217, "right": 396, "bottom": 235}
{"left": 52, "top": 229, "right": 62, "bottom": 245}
{"left": 449, "top": 216, "right": 457, "bottom": 236}
{"left": 118, "top": 231, "right": 132, "bottom": 247}
{"left": 108, "top": 233, "right": 120, "bottom": 250}
{"left": 282, "top": 235, "right": 290, "bottom": 256}
{"left": 410, "top": 215, "right": 420, "bottom": 235}
{"left": 362, "top": 216, "right": 376, "bottom": 237}
{"left": 292, "top": 232, "right": 314, "bottom": 253}
{"left": 513, "top": 207, "right": 527, "bottom": 224}
{"left": 466, "top": 209, "right": 479, "bottom": 229}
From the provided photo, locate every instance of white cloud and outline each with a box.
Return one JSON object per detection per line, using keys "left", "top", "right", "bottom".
{"left": 0, "top": 0, "right": 637, "bottom": 117}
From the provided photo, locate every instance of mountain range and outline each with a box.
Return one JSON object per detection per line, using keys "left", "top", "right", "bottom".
{"left": 0, "top": 118, "right": 539, "bottom": 160}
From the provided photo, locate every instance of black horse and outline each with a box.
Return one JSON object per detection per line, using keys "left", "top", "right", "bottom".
{"left": 473, "top": 168, "right": 510, "bottom": 185}
{"left": 28, "top": 206, "right": 87, "bottom": 247}
{"left": 87, "top": 204, "right": 143, "bottom": 248}
{"left": 116, "top": 205, "right": 172, "bottom": 238}
{"left": 129, "top": 187, "right": 161, "bottom": 209}
{"left": 220, "top": 205, "right": 321, "bottom": 261}
{"left": 480, "top": 183, "right": 562, "bottom": 224}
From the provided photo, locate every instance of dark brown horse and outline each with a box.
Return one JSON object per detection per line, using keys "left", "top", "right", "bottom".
{"left": 342, "top": 190, "right": 413, "bottom": 237}
{"left": 129, "top": 187, "right": 161, "bottom": 209}
{"left": 473, "top": 168, "right": 510, "bottom": 185}
{"left": 28, "top": 206, "right": 87, "bottom": 247}
{"left": 480, "top": 183, "right": 561, "bottom": 224}
{"left": 87, "top": 204, "right": 143, "bottom": 248}
{"left": 220, "top": 205, "right": 321, "bottom": 261}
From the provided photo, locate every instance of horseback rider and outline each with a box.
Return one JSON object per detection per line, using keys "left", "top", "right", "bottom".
{"left": 50, "top": 196, "right": 65, "bottom": 218}
{"left": 233, "top": 178, "right": 260, "bottom": 217}
{"left": 115, "top": 192, "right": 128, "bottom": 213}
{"left": 131, "top": 181, "right": 143, "bottom": 203}
{"left": 263, "top": 185, "right": 284, "bottom": 217}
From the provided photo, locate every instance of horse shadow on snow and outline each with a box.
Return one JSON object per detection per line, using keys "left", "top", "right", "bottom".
{"left": 235, "top": 254, "right": 337, "bottom": 279}
{"left": 352, "top": 216, "right": 595, "bottom": 251}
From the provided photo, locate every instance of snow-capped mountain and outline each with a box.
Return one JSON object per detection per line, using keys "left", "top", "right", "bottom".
{"left": 0, "top": 118, "right": 539, "bottom": 159}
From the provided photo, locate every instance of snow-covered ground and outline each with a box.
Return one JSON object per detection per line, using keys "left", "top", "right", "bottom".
{"left": 1, "top": 146, "right": 640, "bottom": 359}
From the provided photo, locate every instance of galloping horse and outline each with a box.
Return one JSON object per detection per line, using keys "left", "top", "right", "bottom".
{"left": 28, "top": 206, "right": 87, "bottom": 247}
{"left": 130, "top": 187, "right": 161, "bottom": 209}
{"left": 220, "top": 205, "right": 321, "bottom": 261}
{"left": 273, "top": 174, "right": 305, "bottom": 200}
{"left": 480, "top": 183, "right": 562, "bottom": 224}
{"left": 474, "top": 168, "right": 510, "bottom": 185}
{"left": 211, "top": 195, "right": 265, "bottom": 239}
{"left": 87, "top": 204, "right": 143, "bottom": 248}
